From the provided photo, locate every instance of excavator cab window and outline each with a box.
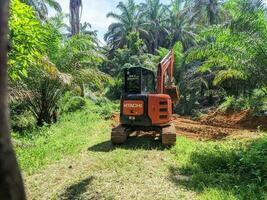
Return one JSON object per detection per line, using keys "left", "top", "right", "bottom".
{"left": 141, "top": 69, "right": 155, "bottom": 93}
{"left": 124, "top": 67, "right": 155, "bottom": 94}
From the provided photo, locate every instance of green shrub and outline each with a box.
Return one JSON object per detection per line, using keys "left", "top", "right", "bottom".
{"left": 62, "top": 96, "right": 86, "bottom": 113}
{"left": 11, "top": 111, "right": 36, "bottom": 133}
{"left": 59, "top": 91, "right": 75, "bottom": 105}
{"left": 219, "top": 96, "right": 245, "bottom": 111}
{"left": 85, "top": 90, "right": 98, "bottom": 102}
{"left": 59, "top": 91, "right": 119, "bottom": 118}
{"left": 98, "top": 103, "right": 118, "bottom": 119}
{"left": 95, "top": 97, "right": 119, "bottom": 119}
{"left": 247, "top": 89, "right": 266, "bottom": 115}
{"left": 95, "top": 96, "right": 110, "bottom": 105}
{"left": 59, "top": 91, "right": 86, "bottom": 113}
{"left": 220, "top": 91, "right": 265, "bottom": 114}
{"left": 105, "top": 78, "right": 122, "bottom": 100}
{"left": 10, "top": 102, "right": 36, "bottom": 132}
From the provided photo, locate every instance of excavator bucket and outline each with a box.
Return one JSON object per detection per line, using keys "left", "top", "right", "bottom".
{"left": 164, "top": 86, "right": 180, "bottom": 103}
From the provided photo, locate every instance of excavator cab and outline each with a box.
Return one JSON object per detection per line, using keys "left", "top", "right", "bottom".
{"left": 124, "top": 67, "right": 155, "bottom": 95}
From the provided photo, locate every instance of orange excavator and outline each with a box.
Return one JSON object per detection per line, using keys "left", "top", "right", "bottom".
{"left": 111, "top": 50, "right": 179, "bottom": 145}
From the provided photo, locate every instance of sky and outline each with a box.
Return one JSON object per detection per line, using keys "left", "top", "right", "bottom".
{"left": 50, "top": 0, "right": 171, "bottom": 44}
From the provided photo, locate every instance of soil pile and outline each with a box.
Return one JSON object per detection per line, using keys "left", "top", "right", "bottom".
{"left": 111, "top": 110, "right": 266, "bottom": 141}
{"left": 172, "top": 115, "right": 239, "bottom": 140}
{"left": 201, "top": 110, "right": 267, "bottom": 130}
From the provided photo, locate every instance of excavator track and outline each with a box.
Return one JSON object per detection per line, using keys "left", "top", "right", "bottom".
{"left": 161, "top": 123, "right": 176, "bottom": 145}
{"left": 111, "top": 124, "right": 177, "bottom": 145}
{"left": 111, "top": 125, "right": 127, "bottom": 144}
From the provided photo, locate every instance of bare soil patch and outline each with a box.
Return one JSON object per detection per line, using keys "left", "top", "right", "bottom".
{"left": 201, "top": 110, "right": 267, "bottom": 130}
{"left": 112, "top": 110, "right": 266, "bottom": 141}
{"left": 172, "top": 114, "right": 239, "bottom": 140}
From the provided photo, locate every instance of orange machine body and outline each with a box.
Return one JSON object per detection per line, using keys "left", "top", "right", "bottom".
{"left": 147, "top": 94, "right": 172, "bottom": 125}
{"left": 120, "top": 50, "right": 179, "bottom": 127}
{"left": 121, "top": 93, "right": 172, "bottom": 126}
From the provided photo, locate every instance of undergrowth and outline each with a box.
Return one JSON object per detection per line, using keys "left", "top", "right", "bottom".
{"left": 219, "top": 90, "right": 266, "bottom": 115}
{"left": 13, "top": 97, "right": 266, "bottom": 200}
{"left": 171, "top": 136, "right": 267, "bottom": 200}
{"left": 13, "top": 100, "right": 115, "bottom": 175}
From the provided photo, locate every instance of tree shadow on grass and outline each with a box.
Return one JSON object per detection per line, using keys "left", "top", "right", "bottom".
{"left": 168, "top": 137, "right": 267, "bottom": 200}
{"left": 60, "top": 176, "right": 94, "bottom": 200}
{"left": 88, "top": 136, "right": 168, "bottom": 152}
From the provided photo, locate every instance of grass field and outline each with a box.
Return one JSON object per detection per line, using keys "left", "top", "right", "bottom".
{"left": 14, "top": 102, "right": 267, "bottom": 200}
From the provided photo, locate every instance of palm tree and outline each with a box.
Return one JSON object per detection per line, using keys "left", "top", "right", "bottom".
{"left": 104, "top": 0, "right": 149, "bottom": 51}
{"left": 167, "top": 0, "right": 197, "bottom": 50}
{"left": 80, "top": 22, "right": 97, "bottom": 37}
{"left": 140, "top": 0, "right": 168, "bottom": 53}
{"left": 22, "top": 0, "right": 62, "bottom": 20}
{"left": 49, "top": 14, "right": 98, "bottom": 43}
{"left": 192, "top": 0, "right": 224, "bottom": 25}
{"left": 70, "top": 0, "right": 82, "bottom": 35}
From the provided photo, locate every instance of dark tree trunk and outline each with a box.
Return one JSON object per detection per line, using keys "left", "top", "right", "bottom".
{"left": 208, "top": 0, "right": 218, "bottom": 25}
{"left": 0, "top": 0, "right": 26, "bottom": 199}
{"left": 70, "top": 0, "right": 82, "bottom": 35}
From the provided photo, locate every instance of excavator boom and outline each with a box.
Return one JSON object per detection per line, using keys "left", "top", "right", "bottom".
{"left": 156, "top": 50, "right": 179, "bottom": 103}
{"left": 156, "top": 50, "right": 174, "bottom": 94}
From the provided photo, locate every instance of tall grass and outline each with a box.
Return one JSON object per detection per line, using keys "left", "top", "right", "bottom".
{"left": 13, "top": 100, "right": 113, "bottom": 174}
{"left": 171, "top": 136, "right": 267, "bottom": 200}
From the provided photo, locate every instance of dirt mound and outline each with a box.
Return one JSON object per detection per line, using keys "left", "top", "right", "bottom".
{"left": 172, "top": 114, "right": 239, "bottom": 140}
{"left": 111, "top": 110, "right": 265, "bottom": 141}
{"left": 201, "top": 110, "right": 267, "bottom": 130}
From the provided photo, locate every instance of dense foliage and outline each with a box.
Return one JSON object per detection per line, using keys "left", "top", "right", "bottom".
{"left": 186, "top": 0, "right": 267, "bottom": 113}
{"left": 9, "top": 0, "right": 49, "bottom": 79}
{"left": 9, "top": 0, "right": 111, "bottom": 129}
{"left": 9, "top": 0, "right": 267, "bottom": 127}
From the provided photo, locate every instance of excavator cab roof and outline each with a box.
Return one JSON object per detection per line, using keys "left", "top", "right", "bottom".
{"left": 124, "top": 66, "right": 156, "bottom": 95}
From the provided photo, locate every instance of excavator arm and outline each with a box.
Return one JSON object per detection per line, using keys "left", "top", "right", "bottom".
{"left": 156, "top": 50, "right": 179, "bottom": 103}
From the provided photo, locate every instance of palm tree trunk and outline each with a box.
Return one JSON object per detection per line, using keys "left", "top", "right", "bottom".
{"left": 0, "top": 1, "right": 26, "bottom": 199}
{"left": 70, "top": 0, "right": 82, "bottom": 35}
{"left": 151, "top": 31, "right": 159, "bottom": 54}
{"left": 208, "top": 0, "right": 218, "bottom": 25}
